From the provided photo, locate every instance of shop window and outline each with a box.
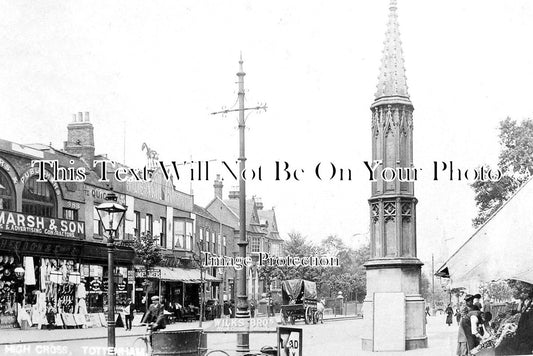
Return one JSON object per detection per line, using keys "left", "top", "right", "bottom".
{"left": 134, "top": 211, "right": 140, "bottom": 238}
{"left": 186, "top": 221, "right": 193, "bottom": 251}
{"left": 93, "top": 207, "right": 103, "bottom": 237}
{"left": 22, "top": 176, "right": 57, "bottom": 217}
{"left": 160, "top": 217, "right": 166, "bottom": 248}
{"left": 0, "top": 169, "right": 15, "bottom": 211}
{"left": 63, "top": 208, "right": 78, "bottom": 221}
{"left": 146, "top": 214, "right": 153, "bottom": 235}
{"left": 173, "top": 218, "right": 185, "bottom": 249}
{"left": 223, "top": 235, "right": 227, "bottom": 256}
{"left": 251, "top": 236, "right": 260, "bottom": 253}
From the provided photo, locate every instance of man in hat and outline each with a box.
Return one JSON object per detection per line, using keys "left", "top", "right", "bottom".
{"left": 144, "top": 296, "right": 166, "bottom": 332}
{"left": 457, "top": 294, "right": 484, "bottom": 355}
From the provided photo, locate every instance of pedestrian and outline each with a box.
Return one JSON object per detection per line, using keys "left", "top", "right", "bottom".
{"left": 457, "top": 294, "right": 484, "bottom": 356}
{"left": 45, "top": 301, "right": 55, "bottom": 331}
{"left": 250, "top": 299, "right": 256, "bottom": 318}
{"left": 445, "top": 303, "right": 454, "bottom": 326}
{"left": 455, "top": 307, "right": 461, "bottom": 325}
{"left": 124, "top": 298, "right": 135, "bottom": 331}
{"left": 223, "top": 300, "right": 230, "bottom": 318}
{"left": 425, "top": 305, "right": 430, "bottom": 316}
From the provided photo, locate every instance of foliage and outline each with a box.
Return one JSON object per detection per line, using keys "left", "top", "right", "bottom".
{"left": 506, "top": 280, "right": 533, "bottom": 300}
{"left": 471, "top": 117, "right": 533, "bottom": 300}
{"left": 258, "top": 232, "right": 370, "bottom": 302}
{"left": 133, "top": 232, "right": 163, "bottom": 309}
{"left": 471, "top": 118, "right": 533, "bottom": 227}
{"left": 133, "top": 232, "right": 163, "bottom": 268}
{"left": 479, "top": 281, "right": 513, "bottom": 302}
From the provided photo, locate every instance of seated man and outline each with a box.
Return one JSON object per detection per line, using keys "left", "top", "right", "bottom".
{"left": 144, "top": 296, "right": 166, "bottom": 332}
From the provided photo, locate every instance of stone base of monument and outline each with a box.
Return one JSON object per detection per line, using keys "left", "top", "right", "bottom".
{"left": 361, "top": 261, "right": 427, "bottom": 352}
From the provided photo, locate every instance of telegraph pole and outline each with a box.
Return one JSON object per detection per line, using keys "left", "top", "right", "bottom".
{"left": 432, "top": 254, "right": 435, "bottom": 312}
{"left": 211, "top": 54, "right": 267, "bottom": 354}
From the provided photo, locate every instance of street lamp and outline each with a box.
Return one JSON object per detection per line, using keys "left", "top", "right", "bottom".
{"left": 96, "top": 192, "right": 126, "bottom": 356}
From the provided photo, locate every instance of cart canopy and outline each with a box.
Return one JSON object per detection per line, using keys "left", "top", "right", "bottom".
{"left": 281, "top": 279, "right": 317, "bottom": 304}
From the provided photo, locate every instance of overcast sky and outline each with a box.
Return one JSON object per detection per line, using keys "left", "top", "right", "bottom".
{"left": 1, "top": 0, "right": 532, "bottom": 271}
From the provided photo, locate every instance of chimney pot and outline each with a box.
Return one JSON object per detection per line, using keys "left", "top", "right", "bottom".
{"left": 84, "top": 112, "right": 90, "bottom": 122}
{"left": 78, "top": 112, "right": 83, "bottom": 122}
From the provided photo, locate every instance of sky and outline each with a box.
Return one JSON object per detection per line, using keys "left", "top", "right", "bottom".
{"left": 1, "top": 0, "right": 532, "bottom": 273}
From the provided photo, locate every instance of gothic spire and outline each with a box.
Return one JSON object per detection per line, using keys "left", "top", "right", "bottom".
{"left": 375, "top": 0, "right": 410, "bottom": 101}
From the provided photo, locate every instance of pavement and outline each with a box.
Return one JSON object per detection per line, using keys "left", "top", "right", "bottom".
{"left": 0, "top": 314, "right": 460, "bottom": 356}
{"left": 0, "top": 313, "right": 359, "bottom": 345}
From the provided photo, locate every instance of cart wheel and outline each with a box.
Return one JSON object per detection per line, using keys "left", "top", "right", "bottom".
{"left": 304, "top": 307, "right": 313, "bottom": 325}
{"left": 289, "top": 315, "right": 295, "bottom": 325}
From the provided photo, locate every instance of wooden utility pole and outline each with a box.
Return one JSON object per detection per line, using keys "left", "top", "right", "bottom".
{"left": 211, "top": 54, "right": 267, "bottom": 354}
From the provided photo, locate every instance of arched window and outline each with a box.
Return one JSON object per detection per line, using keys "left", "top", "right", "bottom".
{"left": 22, "top": 176, "right": 57, "bottom": 217}
{"left": 0, "top": 169, "right": 15, "bottom": 211}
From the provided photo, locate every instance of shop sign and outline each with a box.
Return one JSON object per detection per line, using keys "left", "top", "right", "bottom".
{"left": 0, "top": 237, "right": 81, "bottom": 257}
{"left": 0, "top": 210, "right": 85, "bottom": 239}
{"left": 85, "top": 187, "right": 126, "bottom": 205}
{"left": 135, "top": 268, "right": 161, "bottom": 278}
{"left": 20, "top": 167, "right": 61, "bottom": 196}
{"left": 0, "top": 158, "right": 18, "bottom": 184}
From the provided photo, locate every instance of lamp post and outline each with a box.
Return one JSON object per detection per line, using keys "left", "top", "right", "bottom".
{"left": 96, "top": 192, "right": 126, "bottom": 356}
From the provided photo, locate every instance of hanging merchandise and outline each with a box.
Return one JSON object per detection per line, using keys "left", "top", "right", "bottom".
{"left": 0, "top": 255, "right": 17, "bottom": 328}
{"left": 49, "top": 270, "right": 62, "bottom": 284}
{"left": 23, "top": 257, "right": 36, "bottom": 286}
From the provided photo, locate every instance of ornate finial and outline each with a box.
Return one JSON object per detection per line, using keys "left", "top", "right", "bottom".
{"left": 374, "top": 0, "right": 410, "bottom": 101}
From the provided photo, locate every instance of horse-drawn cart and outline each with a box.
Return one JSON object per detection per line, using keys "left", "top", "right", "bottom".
{"left": 280, "top": 279, "right": 318, "bottom": 325}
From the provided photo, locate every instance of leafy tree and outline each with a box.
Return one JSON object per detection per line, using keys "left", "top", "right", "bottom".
{"left": 471, "top": 117, "right": 533, "bottom": 299}
{"left": 479, "top": 280, "right": 513, "bottom": 302}
{"left": 471, "top": 118, "right": 533, "bottom": 227}
{"left": 133, "top": 232, "right": 163, "bottom": 311}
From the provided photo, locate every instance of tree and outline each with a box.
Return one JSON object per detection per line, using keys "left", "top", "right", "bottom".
{"left": 471, "top": 117, "right": 533, "bottom": 299}
{"left": 471, "top": 118, "right": 533, "bottom": 227}
{"left": 479, "top": 281, "right": 513, "bottom": 302}
{"left": 133, "top": 232, "right": 163, "bottom": 311}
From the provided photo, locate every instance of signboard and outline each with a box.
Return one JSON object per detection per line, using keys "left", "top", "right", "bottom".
{"left": 277, "top": 327, "right": 302, "bottom": 356}
{"left": 206, "top": 317, "right": 277, "bottom": 333}
{"left": 0, "top": 236, "right": 82, "bottom": 258}
{"left": 0, "top": 210, "right": 85, "bottom": 239}
{"left": 135, "top": 267, "right": 161, "bottom": 278}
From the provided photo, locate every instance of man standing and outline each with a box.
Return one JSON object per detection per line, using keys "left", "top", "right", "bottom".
{"left": 124, "top": 299, "right": 135, "bottom": 331}
{"left": 457, "top": 294, "right": 483, "bottom": 356}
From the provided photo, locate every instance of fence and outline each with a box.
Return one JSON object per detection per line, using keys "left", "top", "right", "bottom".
{"left": 323, "top": 298, "right": 362, "bottom": 316}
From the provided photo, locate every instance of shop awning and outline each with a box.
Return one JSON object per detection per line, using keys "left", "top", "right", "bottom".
{"left": 136, "top": 266, "right": 220, "bottom": 283}
{"left": 436, "top": 178, "right": 533, "bottom": 287}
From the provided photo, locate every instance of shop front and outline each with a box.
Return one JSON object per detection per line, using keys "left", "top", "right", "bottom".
{"left": 0, "top": 231, "right": 84, "bottom": 329}
{"left": 0, "top": 210, "right": 135, "bottom": 329}
{"left": 134, "top": 266, "right": 219, "bottom": 315}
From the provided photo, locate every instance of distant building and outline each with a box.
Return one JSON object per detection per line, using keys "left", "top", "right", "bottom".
{"left": 205, "top": 175, "right": 283, "bottom": 300}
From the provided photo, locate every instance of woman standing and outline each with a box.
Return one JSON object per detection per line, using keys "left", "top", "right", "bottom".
{"left": 445, "top": 303, "right": 454, "bottom": 326}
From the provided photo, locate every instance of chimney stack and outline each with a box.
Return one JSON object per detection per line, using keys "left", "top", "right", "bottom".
{"left": 64, "top": 111, "right": 95, "bottom": 167}
{"left": 228, "top": 186, "right": 239, "bottom": 199}
{"left": 254, "top": 197, "right": 263, "bottom": 210}
{"left": 214, "top": 174, "right": 224, "bottom": 199}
